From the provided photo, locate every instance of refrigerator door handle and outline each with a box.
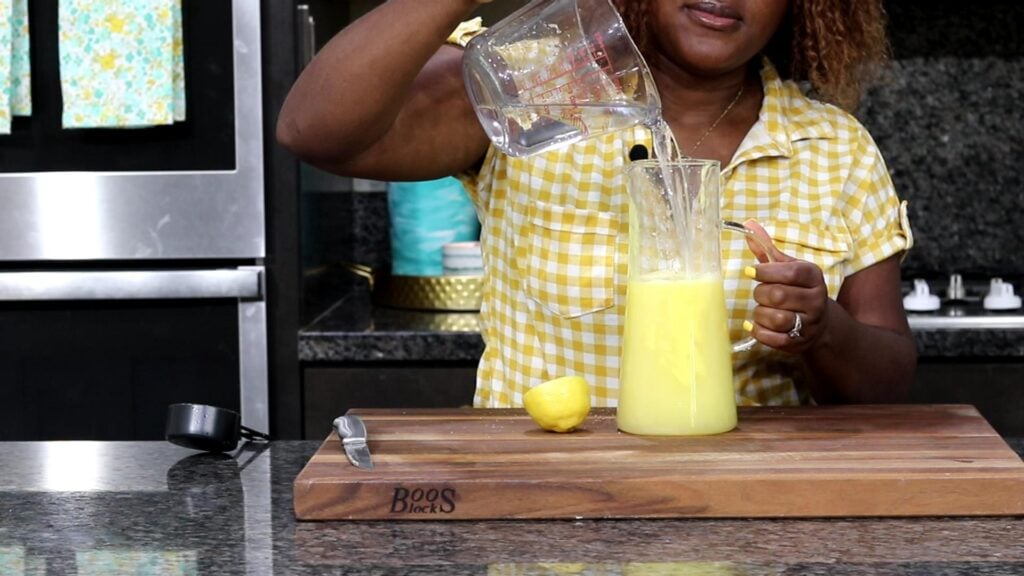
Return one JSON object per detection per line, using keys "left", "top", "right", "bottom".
{"left": 0, "top": 269, "right": 262, "bottom": 301}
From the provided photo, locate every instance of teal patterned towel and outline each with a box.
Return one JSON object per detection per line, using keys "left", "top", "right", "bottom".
{"left": 59, "top": 0, "right": 185, "bottom": 128}
{"left": 77, "top": 550, "right": 198, "bottom": 576}
{"left": 0, "top": 0, "right": 32, "bottom": 134}
{"left": 0, "top": 0, "right": 10, "bottom": 134}
{"left": 0, "top": 547, "right": 26, "bottom": 575}
{"left": 11, "top": 0, "right": 30, "bottom": 116}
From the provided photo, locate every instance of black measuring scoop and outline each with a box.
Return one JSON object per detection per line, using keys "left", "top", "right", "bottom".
{"left": 165, "top": 403, "right": 269, "bottom": 453}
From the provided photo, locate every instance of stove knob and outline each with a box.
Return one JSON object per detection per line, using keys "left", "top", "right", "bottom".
{"left": 946, "top": 273, "right": 966, "bottom": 301}
{"left": 982, "top": 278, "right": 1022, "bottom": 311}
{"left": 903, "top": 279, "right": 941, "bottom": 312}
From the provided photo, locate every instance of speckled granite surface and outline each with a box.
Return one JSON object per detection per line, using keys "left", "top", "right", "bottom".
{"left": 0, "top": 439, "right": 1021, "bottom": 575}
{"left": 300, "top": 285, "right": 484, "bottom": 363}
{"left": 859, "top": 58, "right": 1024, "bottom": 278}
{"left": 912, "top": 328, "right": 1024, "bottom": 358}
{"left": 299, "top": 286, "right": 1024, "bottom": 362}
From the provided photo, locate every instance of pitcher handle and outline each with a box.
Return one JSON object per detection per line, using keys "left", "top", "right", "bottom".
{"left": 722, "top": 221, "right": 773, "bottom": 353}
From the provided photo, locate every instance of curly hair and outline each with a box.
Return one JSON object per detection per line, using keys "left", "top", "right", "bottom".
{"left": 611, "top": 0, "right": 891, "bottom": 110}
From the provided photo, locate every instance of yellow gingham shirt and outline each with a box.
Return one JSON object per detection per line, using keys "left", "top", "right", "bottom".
{"left": 459, "top": 60, "right": 913, "bottom": 408}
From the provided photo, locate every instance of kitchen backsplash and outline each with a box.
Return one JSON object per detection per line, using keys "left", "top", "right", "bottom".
{"left": 859, "top": 57, "right": 1023, "bottom": 278}
{"left": 862, "top": 0, "right": 1023, "bottom": 279}
{"left": 300, "top": 0, "right": 1024, "bottom": 304}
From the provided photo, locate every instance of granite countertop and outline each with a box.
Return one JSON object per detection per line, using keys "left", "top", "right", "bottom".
{"left": 300, "top": 284, "right": 485, "bottom": 363}
{"left": 299, "top": 285, "right": 1024, "bottom": 363}
{"left": 0, "top": 438, "right": 1022, "bottom": 575}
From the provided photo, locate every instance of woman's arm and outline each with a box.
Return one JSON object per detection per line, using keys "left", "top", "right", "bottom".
{"left": 809, "top": 256, "right": 917, "bottom": 403}
{"left": 275, "top": 0, "right": 491, "bottom": 181}
{"left": 745, "top": 223, "right": 917, "bottom": 403}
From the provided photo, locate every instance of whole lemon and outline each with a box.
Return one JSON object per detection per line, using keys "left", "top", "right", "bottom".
{"left": 523, "top": 375, "right": 591, "bottom": 432}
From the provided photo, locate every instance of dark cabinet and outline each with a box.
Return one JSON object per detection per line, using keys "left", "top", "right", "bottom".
{"left": 302, "top": 363, "right": 477, "bottom": 439}
{"left": 911, "top": 360, "right": 1024, "bottom": 437}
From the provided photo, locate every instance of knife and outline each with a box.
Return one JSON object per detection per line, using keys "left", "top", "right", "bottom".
{"left": 333, "top": 414, "right": 374, "bottom": 470}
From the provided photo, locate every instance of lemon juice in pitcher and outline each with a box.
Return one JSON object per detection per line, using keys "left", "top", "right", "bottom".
{"left": 616, "top": 159, "right": 757, "bottom": 436}
{"left": 617, "top": 272, "right": 736, "bottom": 436}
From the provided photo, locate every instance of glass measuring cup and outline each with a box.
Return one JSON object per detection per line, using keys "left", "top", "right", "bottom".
{"left": 462, "top": 0, "right": 660, "bottom": 157}
{"left": 618, "top": 159, "right": 766, "bottom": 436}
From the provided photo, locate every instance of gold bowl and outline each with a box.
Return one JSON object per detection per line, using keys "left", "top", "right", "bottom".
{"left": 347, "top": 264, "right": 483, "bottom": 312}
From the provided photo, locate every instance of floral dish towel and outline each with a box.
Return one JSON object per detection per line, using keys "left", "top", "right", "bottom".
{"left": 11, "top": 0, "right": 31, "bottom": 117}
{"left": 0, "top": 0, "right": 11, "bottom": 134}
{"left": 0, "top": 0, "right": 30, "bottom": 134}
{"left": 59, "top": 0, "right": 185, "bottom": 128}
{"left": 77, "top": 550, "right": 198, "bottom": 576}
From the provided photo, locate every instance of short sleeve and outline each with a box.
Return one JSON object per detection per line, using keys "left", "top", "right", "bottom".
{"left": 840, "top": 129, "right": 914, "bottom": 276}
{"left": 455, "top": 143, "right": 499, "bottom": 217}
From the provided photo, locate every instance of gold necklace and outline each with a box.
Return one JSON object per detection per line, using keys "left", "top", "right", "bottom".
{"left": 687, "top": 82, "right": 745, "bottom": 156}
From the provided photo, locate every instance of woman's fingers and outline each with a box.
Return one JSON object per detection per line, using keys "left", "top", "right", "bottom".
{"left": 739, "top": 221, "right": 831, "bottom": 352}
{"left": 746, "top": 260, "right": 829, "bottom": 352}
{"left": 748, "top": 309, "right": 811, "bottom": 350}
{"left": 753, "top": 303, "right": 808, "bottom": 334}
{"left": 751, "top": 261, "right": 823, "bottom": 289}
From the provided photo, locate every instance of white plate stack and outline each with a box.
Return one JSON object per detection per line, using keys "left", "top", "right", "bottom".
{"left": 443, "top": 242, "right": 484, "bottom": 276}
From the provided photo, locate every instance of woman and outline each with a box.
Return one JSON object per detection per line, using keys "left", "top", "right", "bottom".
{"left": 277, "top": 0, "right": 916, "bottom": 407}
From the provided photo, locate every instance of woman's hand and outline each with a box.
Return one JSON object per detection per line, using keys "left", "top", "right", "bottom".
{"left": 742, "top": 219, "right": 831, "bottom": 354}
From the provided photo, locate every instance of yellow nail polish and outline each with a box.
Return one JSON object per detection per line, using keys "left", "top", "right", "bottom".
{"left": 744, "top": 265, "right": 757, "bottom": 279}
{"left": 743, "top": 320, "right": 754, "bottom": 332}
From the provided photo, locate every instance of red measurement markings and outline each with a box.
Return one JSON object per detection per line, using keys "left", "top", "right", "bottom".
{"left": 516, "top": 33, "right": 618, "bottom": 103}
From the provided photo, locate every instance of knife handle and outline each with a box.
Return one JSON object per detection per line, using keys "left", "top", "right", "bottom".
{"left": 334, "top": 415, "right": 368, "bottom": 441}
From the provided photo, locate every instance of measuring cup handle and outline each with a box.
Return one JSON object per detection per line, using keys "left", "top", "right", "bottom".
{"left": 722, "top": 221, "right": 773, "bottom": 353}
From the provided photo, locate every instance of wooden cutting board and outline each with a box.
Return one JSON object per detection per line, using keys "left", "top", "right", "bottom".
{"left": 293, "top": 404, "right": 1024, "bottom": 520}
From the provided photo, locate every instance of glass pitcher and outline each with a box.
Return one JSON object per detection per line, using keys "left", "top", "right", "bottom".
{"left": 462, "top": 0, "right": 660, "bottom": 157}
{"left": 618, "top": 159, "right": 762, "bottom": 436}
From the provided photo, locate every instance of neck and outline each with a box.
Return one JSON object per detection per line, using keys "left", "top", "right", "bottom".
{"left": 649, "top": 56, "right": 753, "bottom": 126}
{"left": 646, "top": 57, "right": 762, "bottom": 165}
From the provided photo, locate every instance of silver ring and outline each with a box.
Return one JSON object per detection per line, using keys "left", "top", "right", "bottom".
{"left": 787, "top": 312, "right": 803, "bottom": 339}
